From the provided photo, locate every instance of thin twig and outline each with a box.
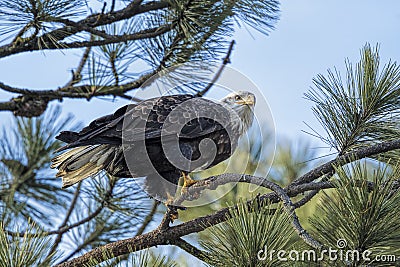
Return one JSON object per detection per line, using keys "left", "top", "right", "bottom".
{"left": 293, "top": 172, "right": 334, "bottom": 209}
{"left": 50, "top": 18, "right": 113, "bottom": 40}
{"left": 196, "top": 40, "right": 235, "bottom": 97}
{"left": 291, "top": 139, "right": 400, "bottom": 185}
{"left": 266, "top": 182, "right": 323, "bottom": 249}
{"left": 135, "top": 200, "right": 159, "bottom": 236}
{"left": 110, "top": 0, "right": 116, "bottom": 12}
{"left": 63, "top": 46, "right": 92, "bottom": 88}
{"left": 57, "top": 179, "right": 117, "bottom": 264}
{"left": 47, "top": 182, "right": 82, "bottom": 256}
{"left": 63, "top": 182, "right": 114, "bottom": 232}
{"left": 293, "top": 190, "right": 319, "bottom": 209}
{"left": 110, "top": 52, "right": 119, "bottom": 86}
{"left": 170, "top": 238, "right": 212, "bottom": 263}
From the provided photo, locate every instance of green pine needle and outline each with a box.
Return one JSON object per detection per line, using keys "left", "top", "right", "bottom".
{"left": 0, "top": 105, "right": 77, "bottom": 226}
{"left": 0, "top": 0, "right": 86, "bottom": 42}
{"left": 305, "top": 44, "right": 400, "bottom": 155}
{"left": 309, "top": 161, "right": 400, "bottom": 266}
{"left": 0, "top": 221, "right": 60, "bottom": 267}
{"left": 200, "top": 200, "right": 301, "bottom": 267}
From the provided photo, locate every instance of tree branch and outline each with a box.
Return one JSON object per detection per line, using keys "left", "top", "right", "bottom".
{"left": 0, "top": 68, "right": 158, "bottom": 116}
{"left": 196, "top": 40, "right": 235, "bottom": 97}
{"left": 291, "top": 139, "right": 400, "bottom": 186}
{"left": 0, "top": 1, "right": 170, "bottom": 58}
{"left": 48, "top": 182, "right": 82, "bottom": 256}
{"left": 134, "top": 200, "right": 159, "bottom": 236}
{"left": 170, "top": 238, "right": 212, "bottom": 263}
{"left": 63, "top": 45, "right": 92, "bottom": 88}
{"left": 55, "top": 138, "right": 400, "bottom": 266}
{"left": 293, "top": 173, "right": 334, "bottom": 209}
{"left": 0, "top": 101, "right": 17, "bottom": 112}
{"left": 55, "top": 24, "right": 173, "bottom": 50}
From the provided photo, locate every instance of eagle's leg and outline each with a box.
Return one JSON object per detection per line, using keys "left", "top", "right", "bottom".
{"left": 182, "top": 172, "right": 198, "bottom": 188}
{"left": 181, "top": 172, "right": 202, "bottom": 199}
{"left": 179, "top": 144, "right": 199, "bottom": 190}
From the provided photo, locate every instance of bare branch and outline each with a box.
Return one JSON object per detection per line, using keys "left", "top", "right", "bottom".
{"left": 48, "top": 182, "right": 82, "bottom": 256}
{"left": 196, "top": 40, "right": 236, "bottom": 97}
{"left": 63, "top": 46, "right": 92, "bottom": 88}
{"left": 134, "top": 200, "right": 159, "bottom": 236}
{"left": 291, "top": 139, "right": 400, "bottom": 186}
{"left": 170, "top": 238, "right": 212, "bottom": 263}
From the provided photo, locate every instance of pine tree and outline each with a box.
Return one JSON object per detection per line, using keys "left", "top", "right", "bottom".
{"left": 1, "top": 1, "right": 400, "bottom": 266}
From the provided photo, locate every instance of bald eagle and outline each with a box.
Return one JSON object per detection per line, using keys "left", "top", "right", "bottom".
{"left": 51, "top": 91, "right": 255, "bottom": 201}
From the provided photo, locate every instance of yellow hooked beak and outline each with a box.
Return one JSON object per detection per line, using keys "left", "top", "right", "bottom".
{"left": 236, "top": 94, "right": 255, "bottom": 106}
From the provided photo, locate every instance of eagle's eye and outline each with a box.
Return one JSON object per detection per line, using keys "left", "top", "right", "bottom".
{"left": 234, "top": 95, "right": 241, "bottom": 101}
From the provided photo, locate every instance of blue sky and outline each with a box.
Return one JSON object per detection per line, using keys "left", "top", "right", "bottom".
{"left": 233, "top": 0, "right": 400, "bottom": 142}
{"left": 0, "top": 0, "right": 399, "bottom": 146}
{"left": 0, "top": 0, "right": 399, "bottom": 263}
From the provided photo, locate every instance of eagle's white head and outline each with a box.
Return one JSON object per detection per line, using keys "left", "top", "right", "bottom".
{"left": 220, "top": 91, "right": 256, "bottom": 135}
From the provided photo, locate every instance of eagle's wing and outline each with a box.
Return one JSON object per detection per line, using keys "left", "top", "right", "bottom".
{"left": 55, "top": 104, "right": 128, "bottom": 151}
{"left": 123, "top": 95, "right": 230, "bottom": 142}
{"left": 56, "top": 94, "right": 230, "bottom": 151}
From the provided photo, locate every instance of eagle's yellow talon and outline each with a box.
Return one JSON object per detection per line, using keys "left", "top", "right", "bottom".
{"left": 182, "top": 172, "right": 198, "bottom": 189}
{"left": 181, "top": 172, "right": 202, "bottom": 199}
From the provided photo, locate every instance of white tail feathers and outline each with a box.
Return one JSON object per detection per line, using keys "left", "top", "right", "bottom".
{"left": 51, "top": 145, "right": 115, "bottom": 188}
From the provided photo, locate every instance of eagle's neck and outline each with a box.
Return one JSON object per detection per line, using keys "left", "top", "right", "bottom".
{"left": 241, "top": 106, "right": 254, "bottom": 135}
{"left": 231, "top": 105, "right": 254, "bottom": 136}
